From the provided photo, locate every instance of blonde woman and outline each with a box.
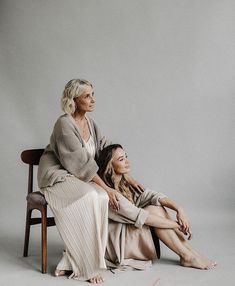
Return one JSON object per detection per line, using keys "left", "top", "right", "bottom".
{"left": 37, "top": 79, "right": 139, "bottom": 283}
{"left": 97, "top": 144, "right": 217, "bottom": 271}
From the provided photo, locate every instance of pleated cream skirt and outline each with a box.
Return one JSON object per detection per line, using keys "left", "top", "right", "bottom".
{"left": 40, "top": 175, "right": 109, "bottom": 281}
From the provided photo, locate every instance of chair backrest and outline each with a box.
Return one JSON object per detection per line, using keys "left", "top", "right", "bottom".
{"left": 21, "top": 149, "right": 45, "bottom": 165}
{"left": 21, "top": 149, "right": 45, "bottom": 194}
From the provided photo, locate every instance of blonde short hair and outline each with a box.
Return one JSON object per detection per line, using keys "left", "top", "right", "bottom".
{"left": 61, "top": 79, "right": 93, "bottom": 115}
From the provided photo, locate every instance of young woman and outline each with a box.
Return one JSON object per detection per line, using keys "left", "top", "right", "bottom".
{"left": 97, "top": 144, "right": 217, "bottom": 271}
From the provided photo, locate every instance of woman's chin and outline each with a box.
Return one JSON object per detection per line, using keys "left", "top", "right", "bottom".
{"left": 116, "top": 168, "right": 130, "bottom": 175}
{"left": 86, "top": 106, "right": 95, "bottom": 112}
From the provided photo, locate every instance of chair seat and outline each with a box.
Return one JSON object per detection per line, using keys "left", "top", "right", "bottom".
{"left": 26, "top": 191, "right": 47, "bottom": 206}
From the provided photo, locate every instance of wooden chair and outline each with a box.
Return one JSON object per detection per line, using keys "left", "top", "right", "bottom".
{"left": 21, "top": 149, "right": 55, "bottom": 273}
{"left": 21, "top": 148, "right": 160, "bottom": 273}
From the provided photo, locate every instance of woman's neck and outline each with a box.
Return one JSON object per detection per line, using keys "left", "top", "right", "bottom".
{"left": 73, "top": 110, "right": 86, "bottom": 121}
{"left": 114, "top": 174, "right": 123, "bottom": 189}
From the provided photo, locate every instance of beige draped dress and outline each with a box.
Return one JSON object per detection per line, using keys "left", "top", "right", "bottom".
{"left": 38, "top": 114, "right": 110, "bottom": 280}
{"left": 106, "top": 187, "right": 167, "bottom": 271}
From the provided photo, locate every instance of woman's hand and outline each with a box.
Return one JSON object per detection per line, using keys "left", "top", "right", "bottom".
{"left": 157, "top": 197, "right": 193, "bottom": 240}
{"left": 125, "top": 174, "right": 145, "bottom": 194}
{"left": 176, "top": 207, "right": 192, "bottom": 239}
{"left": 91, "top": 174, "right": 120, "bottom": 210}
{"left": 106, "top": 188, "right": 120, "bottom": 211}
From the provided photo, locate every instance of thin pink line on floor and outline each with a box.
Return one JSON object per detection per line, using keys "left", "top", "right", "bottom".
{"left": 152, "top": 277, "right": 161, "bottom": 286}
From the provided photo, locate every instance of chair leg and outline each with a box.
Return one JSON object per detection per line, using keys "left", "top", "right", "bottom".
{"left": 155, "top": 237, "right": 161, "bottom": 259}
{"left": 41, "top": 206, "right": 47, "bottom": 274}
{"left": 23, "top": 207, "right": 32, "bottom": 257}
{"left": 150, "top": 227, "right": 161, "bottom": 259}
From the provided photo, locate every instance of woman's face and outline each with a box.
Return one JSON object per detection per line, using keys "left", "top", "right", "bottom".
{"left": 111, "top": 147, "right": 130, "bottom": 175}
{"left": 74, "top": 85, "right": 95, "bottom": 112}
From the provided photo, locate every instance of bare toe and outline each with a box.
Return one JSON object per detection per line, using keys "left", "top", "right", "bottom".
{"left": 89, "top": 275, "right": 104, "bottom": 284}
{"left": 54, "top": 269, "right": 66, "bottom": 277}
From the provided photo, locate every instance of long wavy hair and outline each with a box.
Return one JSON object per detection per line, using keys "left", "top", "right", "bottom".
{"left": 61, "top": 79, "right": 93, "bottom": 115}
{"left": 97, "top": 144, "right": 134, "bottom": 203}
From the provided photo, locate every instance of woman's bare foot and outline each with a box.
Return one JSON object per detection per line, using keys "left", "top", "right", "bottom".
{"left": 184, "top": 247, "right": 217, "bottom": 267}
{"left": 195, "top": 251, "right": 217, "bottom": 267}
{"left": 89, "top": 274, "right": 104, "bottom": 284}
{"left": 54, "top": 269, "right": 66, "bottom": 277}
{"left": 180, "top": 254, "right": 216, "bottom": 270}
{"left": 174, "top": 229, "right": 217, "bottom": 267}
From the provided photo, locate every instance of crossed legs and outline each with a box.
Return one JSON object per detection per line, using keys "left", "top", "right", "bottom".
{"left": 144, "top": 205, "right": 216, "bottom": 270}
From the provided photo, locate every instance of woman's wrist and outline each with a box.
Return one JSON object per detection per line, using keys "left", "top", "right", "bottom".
{"left": 91, "top": 174, "right": 114, "bottom": 194}
{"left": 176, "top": 206, "right": 184, "bottom": 213}
{"left": 105, "top": 186, "right": 115, "bottom": 194}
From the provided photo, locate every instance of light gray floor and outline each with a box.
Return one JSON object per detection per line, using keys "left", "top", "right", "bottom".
{"left": 0, "top": 210, "right": 234, "bottom": 286}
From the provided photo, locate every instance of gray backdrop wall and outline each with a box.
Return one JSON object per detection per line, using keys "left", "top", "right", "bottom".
{"left": 0, "top": 0, "right": 234, "bottom": 236}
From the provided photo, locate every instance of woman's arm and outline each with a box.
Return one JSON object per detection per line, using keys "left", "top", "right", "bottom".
{"left": 91, "top": 174, "right": 120, "bottom": 211}
{"left": 158, "top": 197, "right": 182, "bottom": 213}
{"left": 159, "top": 197, "right": 192, "bottom": 239}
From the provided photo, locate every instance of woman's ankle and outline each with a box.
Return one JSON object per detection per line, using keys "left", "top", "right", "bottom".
{"left": 179, "top": 250, "right": 194, "bottom": 261}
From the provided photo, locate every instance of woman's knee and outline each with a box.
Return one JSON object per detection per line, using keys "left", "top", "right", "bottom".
{"left": 144, "top": 205, "right": 168, "bottom": 217}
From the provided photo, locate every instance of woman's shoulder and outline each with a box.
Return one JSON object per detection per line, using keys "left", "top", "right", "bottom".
{"left": 53, "top": 114, "right": 75, "bottom": 133}
{"left": 55, "top": 113, "right": 75, "bottom": 125}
